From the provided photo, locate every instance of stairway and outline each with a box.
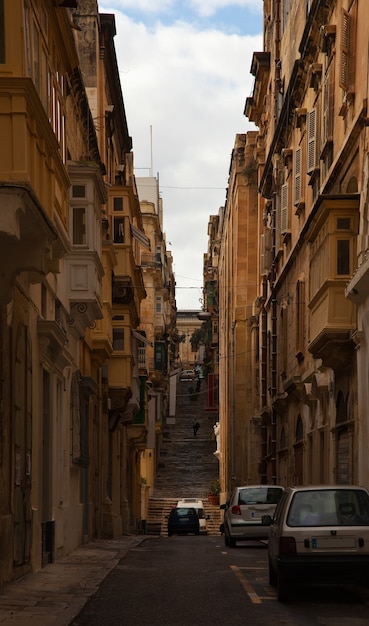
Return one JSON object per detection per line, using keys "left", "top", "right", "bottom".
{"left": 147, "top": 497, "right": 222, "bottom": 536}
{"left": 146, "top": 378, "right": 222, "bottom": 536}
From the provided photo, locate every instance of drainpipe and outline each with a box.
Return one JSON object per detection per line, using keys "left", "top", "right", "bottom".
{"left": 260, "top": 278, "right": 268, "bottom": 483}
{"left": 269, "top": 0, "right": 281, "bottom": 487}
{"left": 231, "top": 321, "right": 236, "bottom": 486}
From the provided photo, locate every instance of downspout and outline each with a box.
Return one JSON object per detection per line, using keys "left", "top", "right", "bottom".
{"left": 231, "top": 321, "right": 236, "bottom": 485}
{"left": 260, "top": 278, "right": 268, "bottom": 483}
{"left": 270, "top": 0, "right": 281, "bottom": 485}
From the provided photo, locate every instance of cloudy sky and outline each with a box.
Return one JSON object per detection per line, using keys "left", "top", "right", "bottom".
{"left": 99, "top": 0, "right": 263, "bottom": 309}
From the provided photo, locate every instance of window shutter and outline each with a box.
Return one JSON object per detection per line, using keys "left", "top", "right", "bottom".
{"left": 281, "top": 183, "right": 289, "bottom": 233}
{"left": 323, "top": 69, "right": 333, "bottom": 143}
{"left": 294, "top": 148, "right": 302, "bottom": 205}
{"left": 260, "top": 229, "right": 273, "bottom": 274}
{"left": 307, "top": 109, "right": 316, "bottom": 172}
{"left": 339, "top": 9, "right": 350, "bottom": 90}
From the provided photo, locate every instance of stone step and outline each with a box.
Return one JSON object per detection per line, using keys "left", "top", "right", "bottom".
{"left": 146, "top": 380, "right": 221, "bottom": 536}
{"left": 146, "top": 497, "right": 222, "bottom": 536}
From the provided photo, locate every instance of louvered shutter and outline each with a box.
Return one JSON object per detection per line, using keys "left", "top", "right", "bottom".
{"left": 307, "top": 109, "right": 316, "bottom": 172}
{"left": 294, "top": 148, "right": 302, "bottom": 205}
{"left": 281, "top": 183, "right": 288, "bottom": 233}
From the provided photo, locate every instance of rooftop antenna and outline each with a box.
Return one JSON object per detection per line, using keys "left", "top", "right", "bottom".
{"left": 150, "top": 125, "right": 153, "bottom": 177}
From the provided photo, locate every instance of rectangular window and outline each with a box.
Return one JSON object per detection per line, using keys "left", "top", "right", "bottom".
{"left": 337, "top": 218, "right": 350, "bottom": 230}
{"left": 73, "top": 208, "right": 86, "bottom": 245}
{"left": 72, "top": 185, "right": 86, "bottom": 198}
{"left": 113, "top": 217, "right": 124, "bottom": 243}
{"left": 113, "top": 328, "right": 124, "bottom": 351}
{"left": 155, "top": 297, "right": 162, "bottom": 313}
{"left": 114, "top": 197, "right": 124, "bottom": 211}
{"left": 0, "top": 0, "right": 5, "bottom": 63}
{"left": 337, "top": 240, "right": 350, "bottom": 275}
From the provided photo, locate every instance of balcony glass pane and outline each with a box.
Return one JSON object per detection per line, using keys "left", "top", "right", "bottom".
{"left": 337, "top": 240, "right": 350, "bottom": 275}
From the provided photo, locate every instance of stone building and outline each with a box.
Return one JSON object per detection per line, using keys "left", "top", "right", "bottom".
{"left": 244, "top": 0, "right": 368, "bottom": 488}
{"left": 136, "top": 175, "right": 177, "bottom": 500}
{"left": 0, "top": 0, "right": 168, "bottom": 588}
{"left": 216, "top": 133, "right": 260, "bottom": 495}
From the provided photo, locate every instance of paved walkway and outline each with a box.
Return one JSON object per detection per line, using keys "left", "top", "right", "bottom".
{"left": 0, "top": 378, "right": 220, "bottom": 625}
{"left": 0, "top": 536, "right": 144, "bottom": 625}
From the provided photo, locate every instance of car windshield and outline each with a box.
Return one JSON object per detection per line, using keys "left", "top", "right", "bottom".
{"left": 287, "top": 489, "right": 369, "bottom": 527}
{"left": 238, "top": 487, "right": 283, "bottom": 505}
{"left": 175, "top": 508, "right": 196, "bottom": 518}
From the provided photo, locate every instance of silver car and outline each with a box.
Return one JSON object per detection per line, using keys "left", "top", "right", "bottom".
{"left": 222, "top": 485, "right": 284, "bottom": 547}
{"left": 264, "top": 485, "right": 369, "bottom": 601}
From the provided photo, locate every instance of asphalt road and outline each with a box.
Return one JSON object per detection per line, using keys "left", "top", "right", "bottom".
{"left": 69, "top": 535, "right": 369, "bottom": 626}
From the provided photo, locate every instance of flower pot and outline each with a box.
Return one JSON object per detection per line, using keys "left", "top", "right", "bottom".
{"left": 208, "top": 494, "right": 220, "bottom": 506}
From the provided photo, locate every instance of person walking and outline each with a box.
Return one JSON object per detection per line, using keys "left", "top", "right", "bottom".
{"left": 193, "top": 418, "right": 200, "bottom": 436}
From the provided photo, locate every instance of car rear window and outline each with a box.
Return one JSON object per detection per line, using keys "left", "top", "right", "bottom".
{"left": 287, "top": 489, "right": 369, "bottom": 527}
{"left": 238, "top": 487, "right": 283, "bottom": 505}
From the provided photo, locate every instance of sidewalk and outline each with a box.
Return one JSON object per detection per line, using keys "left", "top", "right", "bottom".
{"left": 0, "top": 535, "right": 144, "bottom": 626}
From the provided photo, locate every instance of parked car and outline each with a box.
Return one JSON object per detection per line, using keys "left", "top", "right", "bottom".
{"left": 179, "top": 369, "right": 195, "bottom": 381}
{"left": 177, "top": 498, "right": 208, "bottom": 533}
{"left": 221, "top": 485, "right": 284, "bottom": 547}
{"left": 167, "top": 506, "right": 200, "bottom": 536}
{"left": 263, "top": 485, "right": 369, "bottom": 601}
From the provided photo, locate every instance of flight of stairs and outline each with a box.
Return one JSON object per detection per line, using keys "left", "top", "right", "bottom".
{"left": 147, "top": 497, "right": 222, "bottom": 536}
{"left": 145, "top": 378, "right": 222, "bottom": 536}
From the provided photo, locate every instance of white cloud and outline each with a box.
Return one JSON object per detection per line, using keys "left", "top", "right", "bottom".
{"left": 189, "top": 0, "right": 263, "bottom": 18}
{"left": 100, "top": 9, "right": 262, "bottom": 308}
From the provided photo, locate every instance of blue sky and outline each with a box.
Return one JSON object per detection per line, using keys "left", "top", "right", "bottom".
{"left": 99, "top": 1, "right": 263, "bottom": 309}
{"left": 113, "top": 1, "right": 263, "bottom": 36}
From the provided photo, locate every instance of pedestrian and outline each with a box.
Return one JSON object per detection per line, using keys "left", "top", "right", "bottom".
{"left": 193, "top": 419, "right": 200, "bottom": 436}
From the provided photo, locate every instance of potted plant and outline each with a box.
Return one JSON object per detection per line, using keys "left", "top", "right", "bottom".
{"left": 208, "top": 479, "right": 221, "bottom": 505}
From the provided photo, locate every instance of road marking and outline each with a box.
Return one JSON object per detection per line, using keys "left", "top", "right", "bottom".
{"left": 230, "top": 565, "right": 262, "bottom": 604}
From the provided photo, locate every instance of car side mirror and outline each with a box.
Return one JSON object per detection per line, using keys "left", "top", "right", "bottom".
{"left": 219, "top": 503, "right": 226, "bottom": 510}
{"left": 262, "top": 514, "right": 272, "bottom": 526}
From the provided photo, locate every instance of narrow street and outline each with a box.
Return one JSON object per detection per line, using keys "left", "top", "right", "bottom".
{"left": 70, "top": 536, "right": 369, "bottom": 626}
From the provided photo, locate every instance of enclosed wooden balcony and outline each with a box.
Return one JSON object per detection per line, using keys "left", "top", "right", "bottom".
{"left": 307, "top": 195, "right": 359, "bottom": 369}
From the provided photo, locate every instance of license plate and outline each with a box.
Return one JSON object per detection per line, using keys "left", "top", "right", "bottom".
{"left": 311, "top": 536, "right": 356, "bottom": 549}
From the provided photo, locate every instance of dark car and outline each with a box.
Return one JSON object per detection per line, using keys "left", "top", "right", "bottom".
{"left": 167, "top": 507, "right": 200, "bottom": 536}
{"left": 264, "top": 485, "right": 369, "bottom": 601}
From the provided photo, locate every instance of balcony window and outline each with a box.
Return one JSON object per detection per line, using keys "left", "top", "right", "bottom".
{"left": 113, "top": 328, "right": 124, "bottom": 351}
{"left": 114, "top": 197, "right": 124, "bottom": 211}
{"left": 72, "top": 208, "right": 86, "bottom": 245}
{"left": 337, "top": 240, "right": 350, "bottom": 275}
{"left": 113, "top": 217, "right": 125, "bottom": 243}
{"left": 114, "top": 217, "right": 124, "bottom": 243}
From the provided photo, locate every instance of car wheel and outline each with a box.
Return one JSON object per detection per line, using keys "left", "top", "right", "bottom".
{"left": 277, "top": 574, "right": 288, "bottom": 602}
{"left": 268, "top": 557, "right": 277, "bottom": 587}
{"left": 229, "top": 536, "right": 236, "bottom": 548}
{"left": 224, "top": 531, "right": 229, "bottom": 546}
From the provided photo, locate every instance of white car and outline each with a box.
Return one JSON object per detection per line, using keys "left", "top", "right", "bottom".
{"left": 177, "top": 499, "right": 208, "bottom": 533}
{"left": 179, "top": 369, "right": 195, "bottom": 381}
{"left": 264, "top": 485, "right": 369, "bottom": 601}
{"left": 221, "top": 485, "right": 284, "bottom": 547}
